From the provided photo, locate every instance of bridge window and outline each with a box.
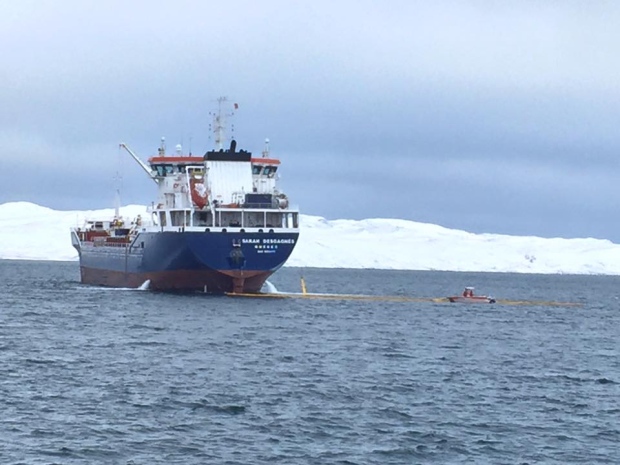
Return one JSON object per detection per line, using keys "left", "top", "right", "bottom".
{"left": 153, "top": 164, "right": 179, "bottom": 176}
{"left": 263, "top": 166, "right": 278, "bottom": 178}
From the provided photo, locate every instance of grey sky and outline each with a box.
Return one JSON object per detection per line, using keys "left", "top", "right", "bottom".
{"left": 2, "top": 1, "right": 620, "bottom": 240}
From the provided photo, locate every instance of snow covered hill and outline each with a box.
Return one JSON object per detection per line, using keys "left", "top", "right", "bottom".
{"left": 1, "top": 202, "right": 619, "bottom": 275}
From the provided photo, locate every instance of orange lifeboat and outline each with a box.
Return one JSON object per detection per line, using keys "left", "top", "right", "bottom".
{"left": 189, "top": 177, "right": 208, "bottom": 209}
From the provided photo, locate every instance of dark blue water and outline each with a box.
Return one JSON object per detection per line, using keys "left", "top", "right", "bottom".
{"left": 1, "top": 260, "right": 619, "bottom": 464}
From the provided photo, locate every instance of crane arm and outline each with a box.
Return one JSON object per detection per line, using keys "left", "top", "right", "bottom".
{"left": 119, "top": 143, "right": 158, "bottom": 183}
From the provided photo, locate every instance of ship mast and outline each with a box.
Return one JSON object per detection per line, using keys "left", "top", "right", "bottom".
{"left": 113, "top": 171, "right": 121, "bottom": 220}
{"left": 262, "top": 138, "right": 270, "bottom": 158}
{"left": 211, "top": 97, "right": 236, "bottom": 150}
{"left": 113, "top": 145, "right": 123, "bottom": 220}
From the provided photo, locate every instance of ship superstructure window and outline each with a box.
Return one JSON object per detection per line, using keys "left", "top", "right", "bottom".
{"left": 153, "top": 164, "right": 177, "bottom": 176}
{"left": 170, "top": 210, "right": 188, "bottom": 227}
{"left": 193, "top": 211, "right": 210, "bottom": 226}
{"left": 171, "top": 211, "right": 180, "bottom": 226}
{"left": 252, "top": 165, "right": 262, "bottom": 175}
{"left": 263, "top": 166, "right": 277, "bottom": 177}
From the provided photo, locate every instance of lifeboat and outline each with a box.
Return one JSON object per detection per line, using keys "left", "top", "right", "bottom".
{"left": 189, "top": 177, "right": 208, "bottom": 209}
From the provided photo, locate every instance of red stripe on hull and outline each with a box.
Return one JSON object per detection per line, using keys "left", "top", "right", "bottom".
{"left": 80, "top": 267, "right": 272, "bottom": 293}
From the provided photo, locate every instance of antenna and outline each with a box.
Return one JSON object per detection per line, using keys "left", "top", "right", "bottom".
{"left": 262, "top": 138, "right": 270, "bottom": 158}
{"left": 113, "top": 181, "right": 121, "bottom": 220}
{"left": 114, "top": 145, "right": 122, "bottom": 219}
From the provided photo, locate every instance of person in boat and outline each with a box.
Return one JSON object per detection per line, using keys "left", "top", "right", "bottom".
{"left": 463, "top": 287, "right": 474, "bottom": 297}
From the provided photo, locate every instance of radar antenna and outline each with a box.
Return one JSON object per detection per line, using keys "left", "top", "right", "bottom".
{"left": 262, "top": 138, "right": 270, "bottom": 158}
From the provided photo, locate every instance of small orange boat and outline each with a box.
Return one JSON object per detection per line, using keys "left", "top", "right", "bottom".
{"left": 448, "top": 287, "right": 496, "bottom": 304}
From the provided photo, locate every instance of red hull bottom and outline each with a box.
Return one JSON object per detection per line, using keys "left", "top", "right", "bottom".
{"left": 80, "top": 267, "right": 272, "bottom": 293}
{"left": 447, "top": 296, "right": 495, "bottom": 304}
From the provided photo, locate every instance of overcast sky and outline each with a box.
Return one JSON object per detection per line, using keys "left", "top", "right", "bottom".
{"left": 2, "top": 1, "right": 620, "bottom": 240}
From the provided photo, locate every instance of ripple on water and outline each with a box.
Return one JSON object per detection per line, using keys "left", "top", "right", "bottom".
{"left": 1, "top": 262, "right": 620, "bottom": 463}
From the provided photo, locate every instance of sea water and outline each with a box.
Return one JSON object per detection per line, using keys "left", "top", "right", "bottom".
{"left": 0, "top": 260, "right": 618, "bottom": 464}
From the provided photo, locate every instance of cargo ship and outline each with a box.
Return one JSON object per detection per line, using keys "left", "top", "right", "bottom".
{"left": 70, "top": 98, "right": 299, "bottom": 293}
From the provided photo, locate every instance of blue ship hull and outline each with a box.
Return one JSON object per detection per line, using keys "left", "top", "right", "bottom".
{"left": 75, "top": 230, "right": 299, "bottom": 293}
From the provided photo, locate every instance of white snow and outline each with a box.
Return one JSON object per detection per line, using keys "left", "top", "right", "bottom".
{"left": 1, "top": 201, "right": 620, "bottom": 275}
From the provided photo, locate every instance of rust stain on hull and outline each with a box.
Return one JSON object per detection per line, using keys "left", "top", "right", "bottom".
{"left": 80, "top": 267, "right": 272, "bottom": 293}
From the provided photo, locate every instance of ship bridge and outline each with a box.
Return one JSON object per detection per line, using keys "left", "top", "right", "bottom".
{"left": 134, "top": 139, "right": 298, "bottom": 233}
